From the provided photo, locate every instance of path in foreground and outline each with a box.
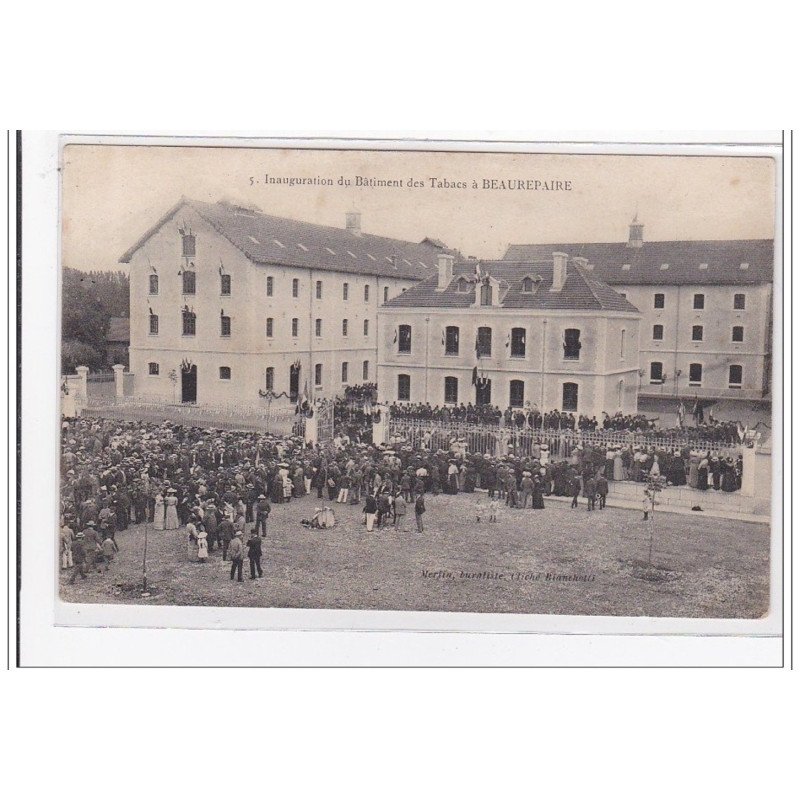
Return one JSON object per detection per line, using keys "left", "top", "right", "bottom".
{"left": 60, "top": 493, "right": 770, "bottom": 618}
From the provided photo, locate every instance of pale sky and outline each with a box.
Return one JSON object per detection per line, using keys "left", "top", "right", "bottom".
{"left": 61, "top": 145, "right": 776, "bottom": 270}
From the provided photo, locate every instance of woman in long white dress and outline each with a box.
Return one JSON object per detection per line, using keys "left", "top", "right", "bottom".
{"left": 164, "top": 489, "right": 180, "bottom": 530}
{"left": 153, "top": 492, "right": 165, "bottom": 530}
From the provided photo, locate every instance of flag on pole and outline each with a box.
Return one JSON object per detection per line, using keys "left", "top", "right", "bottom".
{"left": 471, "top": 366, "right": 478, "bottom": 386}
{"left": 393, "top": 328, "right": 398, "bottom": 344}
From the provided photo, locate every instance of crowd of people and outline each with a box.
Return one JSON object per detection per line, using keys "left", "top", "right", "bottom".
{"left": 59, "top": 412, "right": 745, "bottom": 586}
{"left": 384, "top": 402, "right": 745, "bottom": 445}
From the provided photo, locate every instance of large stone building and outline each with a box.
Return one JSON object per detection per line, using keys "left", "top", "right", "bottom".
{"left": 377, "top": 252, "right": 642, "bottom": 417}
{"left": 120, "top": 199, "right": 445, "bottom": 405}
{"left": 505, "top": 219, "right": 774, "bottom": 403}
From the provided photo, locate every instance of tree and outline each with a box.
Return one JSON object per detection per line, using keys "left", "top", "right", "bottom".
{"left": 61, "top": 267, "right": 130, "bottom": 369}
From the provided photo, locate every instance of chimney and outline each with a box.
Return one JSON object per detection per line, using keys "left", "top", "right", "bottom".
{"left": 627, "top": 214, "right": 644, "bottom": 248}
{"left": 437, "top": 253, "right": 454, "bottom": 290}
{"left": 346, "top": 210, "right": 362, "bottom": 236}
{"left": 550, "top": 252, "right": 568, "bottom": 292}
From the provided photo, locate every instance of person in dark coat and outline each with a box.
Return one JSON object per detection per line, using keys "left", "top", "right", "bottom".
{"left": 532, "top": 474, "right": 545, "bottom": 510}
{"left": 255, "top": 494, "right": 271, "bottom": 536}
{"left": 68, "top": 532, "right": 88, "bottom": 583}
{"left": 584, "top": 476, "right": 597, "bottom": 511}
{"left": 595, "top": 474, "right": 609, "bottom": 509}
{"left": 218, "top": 517, "right": 234, "bottom": 561}
{"left": 570, "top": 471, "right": 581, "bottom": 509}
{"left": 414, "top": 493, "right": 426, "bottom": 533}
{"left": 247, "top": 529, "right": 263, "bottom": 579}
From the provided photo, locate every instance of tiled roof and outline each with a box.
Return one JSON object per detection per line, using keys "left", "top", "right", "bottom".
{"left": 382, "top": 260, "right": 639, "bottom": 313}
{"left": 503, "top": 239, "right": 774, "bottom": 285}
{"left": 120, "top": 199, "right": 446, "bottom": 280}
{"left": 106, "top": 316, "right": 130, "bottom": 342}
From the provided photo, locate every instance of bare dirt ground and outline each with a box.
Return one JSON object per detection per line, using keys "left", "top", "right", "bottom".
{"left": 59, "top": 492, "right": 770, "bottom": 618}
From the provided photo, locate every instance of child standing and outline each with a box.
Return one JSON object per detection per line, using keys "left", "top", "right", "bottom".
{"left": 642, "top": 490, "right": 651, "bottom": 521}
{"left": 489, "top": 497, "right": 499, "bottom": 523}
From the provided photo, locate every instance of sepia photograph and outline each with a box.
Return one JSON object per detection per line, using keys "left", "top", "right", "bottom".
{"left": 56, "top": 141, "right": 778, "bottom": 622}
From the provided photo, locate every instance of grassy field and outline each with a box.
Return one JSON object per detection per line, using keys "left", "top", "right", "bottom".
{"left": 59, "top": 492, "right": 770, "bottom": 618}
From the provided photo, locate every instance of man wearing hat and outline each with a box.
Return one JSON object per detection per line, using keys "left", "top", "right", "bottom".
{"left": 81, "top": 521, "right": 101, "bottom": 572}
{"left": 228, "top": 530, "right": 245, "bottom": 582}
{"left": 68, "top": 531, "right": 88, "bottom": 584}
{"left": 256, "top": 494, "right": 271, "bottom": 537}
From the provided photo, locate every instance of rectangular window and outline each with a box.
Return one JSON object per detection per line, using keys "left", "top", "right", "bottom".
{"left": 693, "top": 293, "right": 705, "bottom": 310}
{"left": 265, "top": 367, "right": 274, "bottom": 391}
{"left": 649, "top": 362, "right": 663, "bottom": 384}
{"left": 445, "top": 325, "right": 460, "bottom": 356}
{"left": 510, "top": 327, "right": 526, "bottom": 358}
{"left": 362, "top": 360, "right": 369, "bottom": 380}
{"left": 266, "top": 318, "right": 273, "bottom": 338}
{"left": 315, "top": 363, "right": 322, "bottom": 386}
{"left": 182, "top": 310, "right": 196, "bottom": 336}
{"left": 398, "top": 374, "right": 411, "bottom": 401}
{"left": 732, "top": 325, "right": 744, "bottom": 342}
{"left": 341, "top": 362, "right": 348, "bottom": 383}
{"left": 654, "top": 293, "right": 665, "bottom": 309}
{"left": 363, "top": 319, "right": 369, "bottom": 336}
{"left": 620, "top": 329, "right": 626, "bottom": 359}
{"left": 342, "top": 319, "right": 348, "bottom": 337}
{"left": 691, "top": 325, "right": 703, "bottom": 341}
{"left": 383, "top": 286, "right": 388, "bottom": 303}
{"left": 291, "top": 318, "right": 298, "bottom": 337}
{"left": 477, "top": 326, "right": 492, "bottom": 357}
{"left": 689, "top": 363, "right": 702, "bottom": 386}
{"left": 653, "top": 324, "right": 664, "bottom": 341}
{"left": 364, "top": 284, "right": 370, "bottom": 302}
{"left": 444, "top": 376, "right": 458, "bottom": 404}
{"left": 221, "top": 315, "right": 231, "bottom": 337}
{"left": 734, "top": 293, "right": 746, "bottom": 310}
{"left": 315, "top": 318, "right": 322, "bottom": 337}
{"left": 563, "top": 328, "right": 581, "bottom": 360}
{"left": 181, "top": 234, "right": 196, "bottom": 258}
{"left": 510, "top": 379, "right": 525, "bottom": 408}
{"left": 292, "top": 278, "right": 299, "bottom": 298}
{"left": 398, "top": 324, "right": 412, "bottom": 353}
{"left": 148, "top": 362, "right": 159, "bottom": 376}
{"left": 316, "top": 280, "right": 322, "bottom": 299}
{"left": 221, "top": 274, "right": 231, "bottom": 295}
{"left": 182, "top": 270, "right": 196, "bottom": 295}
{"left": 219, "top": 366, "right": 231, "bottom": 380}
{"left": 149, "top": 274, "right": 159, "bottom": 295}
{"left": 729, "top": 364, "right": 743, "bottom": 387}
{"left": 343, "top": 282, "right": 349, "bottom": 301}
{"left": 266, "top": 276, "right": 274, "bottom": 297}
{"left": 149, "top": 314, "right": 159, "bottom": 335}
{"left": 480, "top": 283, "right": 493, "bottom": 306}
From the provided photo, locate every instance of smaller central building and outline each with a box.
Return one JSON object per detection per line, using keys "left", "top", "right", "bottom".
{"left": 377, "top": 252, "right": 642, "bottom": 417}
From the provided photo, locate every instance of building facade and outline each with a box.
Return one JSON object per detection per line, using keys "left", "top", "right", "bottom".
{"left": 377, "top": 252, "right": 641, "bottom": 417}
{"left": 120, "top": 199, "right": 444, "bottom": 405}
{"left": 505, "top": 220, "right": 774, "bottom": 402}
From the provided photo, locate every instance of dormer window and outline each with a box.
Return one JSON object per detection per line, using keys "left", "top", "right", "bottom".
{"left": 479, "top": 282, "right": 493, "bottom": 306}
{"left": 456, "top": 277, "right": 471, "bottom": 294}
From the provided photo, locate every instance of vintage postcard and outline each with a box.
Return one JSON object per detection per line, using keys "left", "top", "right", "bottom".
{"left": 53, "top": 138, "right": 780, "bottom": 632}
